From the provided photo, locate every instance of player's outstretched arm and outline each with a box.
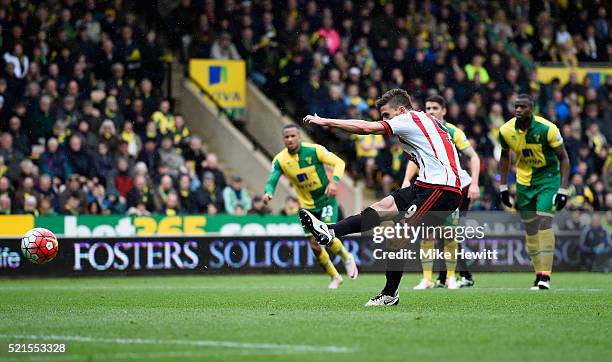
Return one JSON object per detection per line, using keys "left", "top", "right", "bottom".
{"left": 303, "top": 114, "right": 386, "bottom": 135}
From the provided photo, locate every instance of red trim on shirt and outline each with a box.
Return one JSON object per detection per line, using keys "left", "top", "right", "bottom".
{"left": 426, "top": 114, "right": 461, "bottom": 188}
{"left": 379, "top": 121, "right": 391, "bottom": 136}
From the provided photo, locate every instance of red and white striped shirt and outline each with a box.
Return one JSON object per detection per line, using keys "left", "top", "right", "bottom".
{"left": 380, "top": 111, "right": 463, "bottom": 192}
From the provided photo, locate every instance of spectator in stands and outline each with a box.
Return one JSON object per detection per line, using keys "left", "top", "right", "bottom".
{"left": 22, "top": 195, "right": 38, "bottom": 216}
{"left": 37, "top": 174, "right": 59, "bottom": 214}
{"left": 75, "top": 120, "right": 99, "bottom": 152}
{"left": 196, "top": 171, "right": 224, "bottom": 213}
{"left": 210, "top": 32, "right": 240, "bottom": 60}
{"left": 158, "top": 135, "right": 185, "bottom": 177}
{"left": 183, "top": 136, "right": 206, "bottom": 177}
{"left": 202, "top": 153, "right": 226, "bottom": 190}
{"left": 66, "top": 135, "right": 93, "bottom": 178}
{"left": 14, "top": 176, "right": 39, "bottom": 212}
{"left": 177, "top": 174, "right": 197, "bottom": 214}
{"left": 8, "top": 116, "right": 30, "bottom": 157}
{"left": 161, "top": 192, "right": 182, "bottom": 215}
{"left": 39, "top": 138, "right": 70, "bottom": 183}
{"left": 126, "top": 175, "right": 155, "bottom": 213}
{"left": 113, "top": 158, "right": 134, "bottom": 199}
{"left": 3, "top": 43, "right": 29, "bottom": 79}
{"left": 172, "top": 114, "right": 190, "bottom": 151}
{"left": 0, "top": 194, "right": 11, "bottom": 214}
{"left": 569, "top": 173, "right": 594, "bottom": 211}
{"left": 151, "top": 99, "right": 174, "bottom": 136}
{"left": 322, "top": 85, "right": 346, "bottom": 120}
{"left": 120, "top": 121, "right": 142, "bottom": 158}
{"left": 353, "top": 132, "right": 385, "bottom": 188}
{"left": 137, "top": 139, "right": 161, "bottom": 179}
{"left": 155, "top": 175, "right": 176, "bottom": 212}
{"left": 279, "top": 196, "right": 299, "bottom": 216}
{"left": 28, "top": 95, "right": 55, "bottom": 143}
{"left": 58, "top": 175, "right": 87, "bottom": 215}
{"left": 249, "top": 195, "right": 272, "bottom": 216}
{"left": 0, "top": 132, "right": 24, "bottom": 182}
{"left": 343, "top": 84, "right": 369, "bottom": 115}
{"left": 93, "top": 142, "right": 115, "bottom": 187}
{"left": 579, "top": 214, "right": 611, "bottom": 272}
{"left": 223, "top": 175, "right": 251, "bottom": 215}
{"left": 377, "top": 136, "right": 407, "bottom": 196}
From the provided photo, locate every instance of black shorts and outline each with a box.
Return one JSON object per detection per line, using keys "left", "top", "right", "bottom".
{"left": 459, "top": 187, "right": 471, "bottom": 212}
{"left": 391, "top": 182, "right": 462, "bottom": 227}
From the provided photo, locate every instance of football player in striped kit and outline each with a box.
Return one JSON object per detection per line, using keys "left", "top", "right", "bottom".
{"left": 300, "top": 89, "right": 464, "bottom": 306}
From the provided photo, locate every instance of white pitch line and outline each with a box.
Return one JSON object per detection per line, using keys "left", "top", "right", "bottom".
{"left": 2, "top": 349, "right": 295, "bottom": 362}
{"left": 0, "top": 334, "right": 355, "bottom": 354}
{"left": 0, "top": 285, "right": 323, "bottom": 291}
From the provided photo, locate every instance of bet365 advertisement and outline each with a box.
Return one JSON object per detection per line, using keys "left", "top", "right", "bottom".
{"left": 0, "top": 235, "right": 592, "bottom": 276}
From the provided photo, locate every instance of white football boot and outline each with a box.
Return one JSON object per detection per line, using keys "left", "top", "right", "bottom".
{"left": 446, "top": 276, "right": 459, "bottom": 289}
{"left": 413, "top": 278, "right": 434, "bottom": 290}
{"left": 299, "top": 209, "right": 333, "bottom": 245}
{"left": 344, "top": 254, "right": 358, "bottom": 280}
{"left": 328, "top": 275, "right": 343, "bottom": 289}
{"left": 365, "top": 293, "right": 400, "bottom": 307}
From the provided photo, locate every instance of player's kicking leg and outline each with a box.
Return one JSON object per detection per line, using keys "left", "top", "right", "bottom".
{"left": 301, "top": 185, "right": 461, "bottom": 306}
{"left": 302, "top": 203, "right": 358, "bottom": 287}
{"left": 300, "top": 194, "right": 400, "bottom": 305}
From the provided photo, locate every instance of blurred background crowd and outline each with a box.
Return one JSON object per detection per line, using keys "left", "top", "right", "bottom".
{"left": 0, "top": 0, "right": 609, "bottom": 219}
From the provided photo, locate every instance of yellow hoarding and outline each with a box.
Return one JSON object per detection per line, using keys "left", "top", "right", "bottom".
{"left": 536, "top": 66, "right": 610, "bottom": 85}
{"left": 189, "top": 59, "right": 246, "bottom": 112}
{"left": 0, "top": 215, "right": 34, "bottom": 236}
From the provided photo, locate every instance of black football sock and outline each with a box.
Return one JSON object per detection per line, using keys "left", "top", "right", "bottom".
{"left": 382, "top": 271, "right": 404, "bottom": 296}
{"left": 456, "top": 244, "right": 472, "bottom": 280}
{"left": 382, "top": 258, "right": 406, "bottom": 296}
{"left": 330, "top": 207, "right": 381, "bottom": 238}
{"left": 438, "top": 270, "right": 447, "bottom": 284}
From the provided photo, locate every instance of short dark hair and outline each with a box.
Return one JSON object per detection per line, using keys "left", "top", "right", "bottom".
{"left": 283, "top": 124, "right": 299, "bottom": 131}
{"left": 516, "top": 93, "right": 534, "bottom": 105}
{"left": 425, "top": 95, "right": 446, "bottom": 108}
{"left": 375, "top": 88, "right": 413, "bottom": 111}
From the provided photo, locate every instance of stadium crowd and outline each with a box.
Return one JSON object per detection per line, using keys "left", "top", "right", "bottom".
{"left": 175, "top": 0, "right": 611, "bottom": 213}
{"left": 0, "top": 0, "right": 609, "bottom": 219}
{"left": 0, "top": 0, "right": 274, "bottom": 216}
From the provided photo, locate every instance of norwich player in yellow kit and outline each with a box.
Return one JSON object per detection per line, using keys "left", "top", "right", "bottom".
{"left": 264, "top": 125, "right": 358, "bottom": 289}
{"left": 499, "top": 94, "right": 570, "bottom": 289}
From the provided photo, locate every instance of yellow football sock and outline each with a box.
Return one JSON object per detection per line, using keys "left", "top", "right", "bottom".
{"left": 421, "top": 239, "right": 434, "bottom": 281}
{"left": 525, "top": 233, "right": 541, "bottom": 273}
{"left": 316, "top": 248, "right": 339, "bottom": 278}
{"left": 538, "top": 228, "right": 555, "bottom": 276}
{"left": 327, "top": 237, "right": 351, "bottom": 262}
{"left": 444, "top": 239, "right": 457, "bottom": 278}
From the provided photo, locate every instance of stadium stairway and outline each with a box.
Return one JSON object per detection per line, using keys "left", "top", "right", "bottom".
{"left": 172, "top": 62, "right": 294, "bottom": 212}
{"left": 245, "top": 82, "right": 364, "bottom": 215}
{"left": 171, "top": 59, "right": 366, "bottom": 215}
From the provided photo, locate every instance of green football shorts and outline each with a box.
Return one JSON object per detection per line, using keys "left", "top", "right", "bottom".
{"left": 516, "top": 177, "right": 560, "bottom": 222}
{"left": 303, "top": 198, "right": 338, "bottom": 235}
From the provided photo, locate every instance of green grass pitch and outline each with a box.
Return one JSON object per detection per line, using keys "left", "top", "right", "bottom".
{"left": 0, "top": 273, "right": 610, "bottom": 362}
